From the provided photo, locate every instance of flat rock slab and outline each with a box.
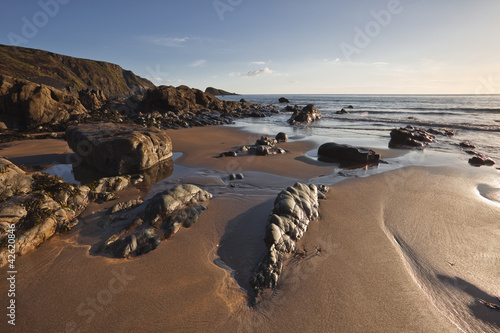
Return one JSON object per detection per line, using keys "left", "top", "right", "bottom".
{"left": 66, "top": 123, "right": 172, "bottom": 176}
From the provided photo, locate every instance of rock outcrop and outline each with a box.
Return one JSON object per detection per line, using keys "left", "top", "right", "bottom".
{"left": 389, "top": 126, "right": 435, "bottom": 148}
{"left": 469, "top": 153, "right": 496, "bottom": 167}
{"left": 318, "top": 143, "right": 380, "bottom": 165}
{"left": 100, "top": 184, "right": 212, "bottom": 258}
{"left": 0, "top": 159, "right": 91, "bottom": 267}
{"left": 78, "top": 88, "right": 107, "bottom": 111}
{"left": 250, "top": 183, "right": 328, "bottom": 303}
{"left": 288, "top": 104, "right": 322, "bottom": 124}
{"left": 0, "top": 75, "right": 87, "bottom": 129}
{"left": 66, "top": 123, "right": 172, "bottom": 176}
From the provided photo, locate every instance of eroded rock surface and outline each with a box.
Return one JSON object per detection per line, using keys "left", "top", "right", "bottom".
{"left": 250, "top": 182, "right": 328, "bottom": 303}
{"left": 389, "top": 125, "right": 435, "bottom": 148}
{"left": 101, "top": 184, "right": 212, "bottom": 258}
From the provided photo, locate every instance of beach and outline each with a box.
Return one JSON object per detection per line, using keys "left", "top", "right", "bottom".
{"left": 1, "top": 125, "right": 498, "bottom": 332}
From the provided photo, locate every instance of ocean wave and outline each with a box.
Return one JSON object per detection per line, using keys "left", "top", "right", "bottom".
{"left": 320, "top": 116, "right": 500, "bottom": 132}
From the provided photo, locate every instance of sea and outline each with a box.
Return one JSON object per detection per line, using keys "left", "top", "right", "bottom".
{"left": 221, "top": 94, "right": 500, "bottom": 166}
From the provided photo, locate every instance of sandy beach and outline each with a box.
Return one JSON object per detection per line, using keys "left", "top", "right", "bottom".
{"left": 1, "top": 125, "right": 498, "bottom": 332}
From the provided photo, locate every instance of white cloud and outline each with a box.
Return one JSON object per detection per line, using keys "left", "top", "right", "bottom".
{"left": 372, "top": 62, "right": 388, "bottom": 65}
{"left": 251, "top": 61, "right": 267, "bottom": 65}
{"left": 191, "top": 59, "right": 207, "bottom": 68}
{"left": 242, "top": 67, "right": 274, "bottom": 77}
{"left": 142, "top": 36, "right": 189, "bottom": 47}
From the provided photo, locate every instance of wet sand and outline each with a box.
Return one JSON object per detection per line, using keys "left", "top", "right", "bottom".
{"left": 1, "top": 126, "right": 499, "bottom": 332}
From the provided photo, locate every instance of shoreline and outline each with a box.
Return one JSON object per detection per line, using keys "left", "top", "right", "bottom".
{"left": 0, "top": 124, "right": 499, "bottom": 332}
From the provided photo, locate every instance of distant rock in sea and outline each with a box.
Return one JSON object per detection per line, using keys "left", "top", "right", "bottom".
{"left": 288, "top": 104, "right": 322, "bottom": 124}
{"left": 205, "top": 87, "right": 238, "bottom": 96}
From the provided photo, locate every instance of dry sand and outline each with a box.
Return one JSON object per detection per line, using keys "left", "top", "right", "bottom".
{"left": 1, "top": 126, "right": 499, "bottom": 332}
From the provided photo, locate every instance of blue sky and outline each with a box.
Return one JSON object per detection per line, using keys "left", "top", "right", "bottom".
{"left": 1, "top": 0, "right": 500, "bottom": 94}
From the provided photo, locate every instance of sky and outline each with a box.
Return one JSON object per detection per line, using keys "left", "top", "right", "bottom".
{"left": 1, "top": 0, "right": 500, "bottom": 94}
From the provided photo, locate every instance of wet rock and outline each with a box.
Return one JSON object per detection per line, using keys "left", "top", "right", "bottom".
{"left": 250, "top": 183, "right": 328, "bottom": 301}
{"left": 347, "top": 105, "right": 354, "bottom": 109}
{"left": 318, "top": 142, "right": 380, "bottom": 165}
{"left": 459, "top": 141, "right": 476, "bottom": 149}
{"left": 219, "top": 151, "right": 237, "bottom": 158}
{"left": 389, "top": 126, "right": 435, "bottom": 148}
{"left": 255, "top": 135, "right": 277, "bottom": 146}
{"left": 427, "top": 128, "right": 454, "bottom": 137}
{"left": 284, "top": 105, "right": 297, "bottom": 112}
{"left": 275, "top": 132, "right": 288, "bottom": 143}
{"left": 469, "top": 154, "right": 496, "bottom": 167}
{"left": 229, "top": 173, "right": 244, "bottom": 180}
{"left": 102, "top": 184, "right": 212, "bottom": 258}
{"left": 288, "top": 104, "right": 322, "bottom": 124}
{"left": 107, "top": 199, "right": 143, "bottom": 215}
{"left": 66, "top": 122, "right": 172, "bottom": 176}
{"left": 336, "top": 108, "right": 350, "bottom": 114}
{"left": 0, "top": 161, "right": 91, "bottom": 267}
{"left": 278, "top": 97, "right": 290, "bottom": 103}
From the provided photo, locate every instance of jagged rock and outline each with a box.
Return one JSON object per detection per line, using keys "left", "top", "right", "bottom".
{"left": 275, "top": 132, "right": 288, "bottom": 143}
{"left": 389, "top": 126, "right": 435, "bottom": 148}
{"left": 288, "top": 104, "right": 322, "bottom": 124}
{"left": 78, "top": 89, "right": 107, "bottom": 111}
{"left": 318, "top": 143, "right": 380, "bottom": 165}
{"left": 0, "top": 75, "right": 87, "bottom": 129}
{"left": 469, "top": 154, "right": 496, "bottom": 167}
{"left": 250, "top": 183, "right": 328, "bottom": 301}
{"left": 66, "top": 123, "right": 172, "bottom": 176}
{"left": 279, "top": 97, "right": 290, "bottom": 103}
{"left": 0, "top": 161, "right": 91, "bottom": 267}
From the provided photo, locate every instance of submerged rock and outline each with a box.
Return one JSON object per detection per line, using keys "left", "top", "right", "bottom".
{"left": 318, "top": 142, "right": 380, "bottom": 165}
{"left": 250, "top": 182, "right": 328, "bottom": 302}
{"left": 66, "top": 122, "right": 172, "bottom": 176}
{"left": 389, "top": 126, "right": 435, "bottom": 148}
{"left": 336, "top": 108, "right": 350, "bottom": 114}
{"left": 288, "top": 104, "right": 322, "bottom": 124}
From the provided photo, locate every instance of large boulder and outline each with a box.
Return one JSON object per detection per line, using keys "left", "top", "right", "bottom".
{"left": 318, "top": 143, "right": 380, "bottom": 165}
{"left": 0, "top": 75, "right": 87, "bottom": 129}
{"left": 66, "top": 123, "right": 172, "bottom": 176}
{"left": 278, "top": 97, "right": 290, "bottom": 103}
{"left": 78, "top": 88, "right": 107, "bottom": 111}
{"left": 288, "top": 104, "right": 322, "bottom": 124}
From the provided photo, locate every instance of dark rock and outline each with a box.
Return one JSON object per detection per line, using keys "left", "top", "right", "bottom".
{"left": 275, "top": 132, "right": 288, "bottom": 143}
{"left": 285, "top": 105, "right": 297, "bottom": 112}
{"left": 205, "top": 87, "right": 238, "bottom": 96}
{"left": 469, "top": 154, "right": 496, "bottom": 167}
{"left": 229, "top": 173, "right": 244, "bottom": 180}
{"left": 427, "top": 128, "right": 454, "bottom": 137}
{"left": 389, "top": 126, "right": 435, "bottom": 148}
{"left": 459, "top": 141, "right": 476, "bottom": 149}
{"left": 240, "top": 99, "right": 247, "bottom": 103}
{"left": 219, "top": 151, "right": 237, "bottom": 158}
{"left": 318, "top": 143, "right": 380, "bottom": 165}
{"left": 66, "top": 123, "right": 172, "bottom": 176}
{"left": 288, "top": 104, "right": 322, "bottom": 124}
{"left": 255, "top": 136, "right": 277, "bottom": 146}
{"left": 249, "top": 111, "right": 266, "bottom": 118}
{"left": 336, "top": 108, "right": 350, "bottom": 114}
{"left": 278, "top": 97, "right": 290, "bottom": 103}
{"left": 347, "top": 105, "right": 354, "bottom": 109}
